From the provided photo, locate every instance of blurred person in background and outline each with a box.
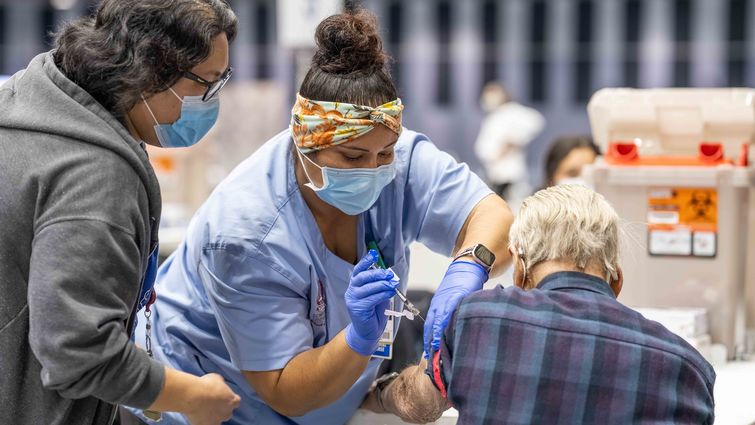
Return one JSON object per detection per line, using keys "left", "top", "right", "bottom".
{"left": 363, "top": 184, "right": 715, "bottom": 425}
{"left": 129, "top": 9, "right": 514, "bottom": 425}
{"left": 474, "top": 82, "right": 544, "bottom": 200}
{"left": 544, "top": 135, "right": 600, "bottom": 187}
{"left": 0, "top": 1, "right": 242, "bottom": 424}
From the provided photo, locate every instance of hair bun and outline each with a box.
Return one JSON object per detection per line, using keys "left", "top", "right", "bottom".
{"left": 312, "top": 10, "right": 387, "bottom": 75}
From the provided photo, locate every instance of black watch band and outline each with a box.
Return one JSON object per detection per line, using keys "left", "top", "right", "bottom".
{"left": 374, "top": 372, "right": 399, "bottom": 411}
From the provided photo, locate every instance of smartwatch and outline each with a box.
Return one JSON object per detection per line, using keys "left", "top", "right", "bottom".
{"left": 453, "top": 243, "right": 496, "bottom": 273}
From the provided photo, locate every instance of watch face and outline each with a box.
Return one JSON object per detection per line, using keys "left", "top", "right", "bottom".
{"left": 474, "top": 244, "right": 496, "bottom": 266}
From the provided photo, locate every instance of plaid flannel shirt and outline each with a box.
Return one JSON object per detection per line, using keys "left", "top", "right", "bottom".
{"left": 427, "top": 271, "right": 715, "bottom": 424}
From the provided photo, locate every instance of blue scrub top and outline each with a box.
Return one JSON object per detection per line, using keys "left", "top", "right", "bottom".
{"left": 131, "top": 128, "right": 492, "bottom": 424}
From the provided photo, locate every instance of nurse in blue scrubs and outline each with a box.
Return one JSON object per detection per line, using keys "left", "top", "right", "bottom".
{"left": 133, "top": 10, "right": 513, "bottom": 425}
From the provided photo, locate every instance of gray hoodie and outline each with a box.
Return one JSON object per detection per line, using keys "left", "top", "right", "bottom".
{"left": 0, "top": 52, "right": 165, "bottom": 424}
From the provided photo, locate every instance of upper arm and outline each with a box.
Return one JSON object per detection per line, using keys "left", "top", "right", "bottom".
{"left": 453, "top": 192, "right": 512, "bottom": 253}
{"left": 199, "top": 248, "right": 315, "bottom": 414}
{"left": 23, "top": 146, "right": 162, "bottom": 406}
{"left": 34, "top": 149, "right": 145, "bottom": 237}
{"left": 402, "top": 138, "right": 493, "bottom": 255}
{"left": 28, "top": 219, "right": 164, "bottom": 407}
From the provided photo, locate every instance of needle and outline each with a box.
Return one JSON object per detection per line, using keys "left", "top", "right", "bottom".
{"left": 392, "top": 289, "right": 425, "bottom": 322}
{"left": 369, "top": 263, "right": 425, "bottom": 322}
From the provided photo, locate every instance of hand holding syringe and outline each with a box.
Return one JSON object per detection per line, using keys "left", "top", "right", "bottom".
{"left": 369, "top": 263, "right": 424, "bottom": 322}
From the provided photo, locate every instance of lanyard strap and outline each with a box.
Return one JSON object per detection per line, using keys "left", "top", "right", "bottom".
{"left": 363, "top": 212, "right": 387, "bottom": 268}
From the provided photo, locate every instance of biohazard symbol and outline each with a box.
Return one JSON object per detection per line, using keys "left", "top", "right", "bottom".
{"left": 679, "top": 189, "right": 717, "bottom": 225}
{"left": 690, "top": 191, "right": 715, "bottom": 220}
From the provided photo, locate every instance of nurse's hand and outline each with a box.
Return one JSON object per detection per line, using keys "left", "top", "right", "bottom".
{"left": 185, "top": 373, "right": 241, "bottom": 425}
{"left": 423, "top": 261, "right": 488, "bottom": 356}
{"left": 344, "top": 250, "right": 399, "bottom": 356}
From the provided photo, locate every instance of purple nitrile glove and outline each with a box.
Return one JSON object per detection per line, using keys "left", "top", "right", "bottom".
{"left": 423, "top": 260, "right": 488, "bottom": 356}
{"left": 344, "top": 250, "right": 400, "bottom": 356}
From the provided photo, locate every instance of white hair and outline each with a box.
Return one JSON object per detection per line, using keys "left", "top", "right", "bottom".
{"left": 509, "top": 184, "right": 620, "bottom": 285}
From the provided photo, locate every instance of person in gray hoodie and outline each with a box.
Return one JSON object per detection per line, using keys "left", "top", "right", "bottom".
{"left": 0, "top": 1, "right": 243, "bottom": 424}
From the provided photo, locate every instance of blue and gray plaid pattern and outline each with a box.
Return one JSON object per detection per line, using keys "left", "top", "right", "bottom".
{"left": 428, "top": 271, "right": 715, "bottom": 424}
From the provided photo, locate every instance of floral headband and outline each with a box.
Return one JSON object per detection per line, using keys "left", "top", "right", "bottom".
{"left": 290, "top": 93, "right": 404, "bottom": 153}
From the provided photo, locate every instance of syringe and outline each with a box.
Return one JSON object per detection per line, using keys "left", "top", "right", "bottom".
{"left": 393, "top": 287, "right": 424, "bottom": 322}
{"left": 369, "top": 263, "right": 424, "bottom": 322}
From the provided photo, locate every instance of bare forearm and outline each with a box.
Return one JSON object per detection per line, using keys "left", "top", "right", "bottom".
{"left": 381, "top": 363, "right": 448, "bottom": 424}
{"left": 455, "top": 194, "right": 514, "bottom": 276}
{"left": 147, "top": 367, "right": 199, "bottom": 413}
{"left": 148, "top": 367, "right": 241, "bottom": 423}
{"left": 276, "top": 331, "right": 369, "bottom": 413}
{"left": 246, "top": 331, "right": 370, "bottom": 417}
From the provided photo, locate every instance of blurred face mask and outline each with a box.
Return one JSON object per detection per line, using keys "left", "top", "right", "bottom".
{"left": 142, "top": 88, "right": 219, "bottom": 148}
{"left": 295, "top": 145, "right": 396, "bottom": 216}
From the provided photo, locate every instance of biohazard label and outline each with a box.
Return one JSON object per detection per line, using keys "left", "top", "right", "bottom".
{"left": 647, "top": 188, "right": 717, "bottom": 257}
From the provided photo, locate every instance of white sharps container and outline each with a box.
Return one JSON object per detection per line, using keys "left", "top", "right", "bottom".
{"left": 585, "top": 88, "right": 755, "bottom": 358}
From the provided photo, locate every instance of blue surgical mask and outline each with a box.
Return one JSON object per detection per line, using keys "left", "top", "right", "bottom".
{"left": 142, "top": 88, "right": 219, "bottom": 148}
{"left": 296, "top": 146, "right": 397, "bottom": 216}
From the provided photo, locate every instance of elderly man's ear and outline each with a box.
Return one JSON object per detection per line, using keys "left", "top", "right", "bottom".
{"left": 510, "top": 247, "right": 526, "bottom": 289}
{"left": 610, "top": 267, "right": 624, "bottom": 297}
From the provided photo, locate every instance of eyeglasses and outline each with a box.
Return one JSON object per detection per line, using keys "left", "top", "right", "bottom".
{"left": 182, "top": 66, "right": 233, "bottom": 101}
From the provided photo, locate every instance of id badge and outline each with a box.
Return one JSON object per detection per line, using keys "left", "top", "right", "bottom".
{"left": 372, "top": 298, "right": 395, "bottom": 360}
{"left": 372, "top": 342, "right": 393, "bottom": 359}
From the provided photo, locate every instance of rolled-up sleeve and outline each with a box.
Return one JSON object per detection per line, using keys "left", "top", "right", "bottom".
{"left": 199, "top": 245, "right": 313, "bottom": 372}
{"left": 403, "top": 137, "right": 493, "bottom": 256}
{"left": 426, "top": 309, "right": 457, "bottom": 399}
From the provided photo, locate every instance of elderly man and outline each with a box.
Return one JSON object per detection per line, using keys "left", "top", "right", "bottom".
{"left": 362, "top": 184, "right": 715, "bottom": 424}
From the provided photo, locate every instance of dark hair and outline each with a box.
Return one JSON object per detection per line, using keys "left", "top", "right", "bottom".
{"left": 544, "top": 136, "right": 600, "bottom": 185}
{"left": 53, "top": 0, "right": 237, "bottom": 117}
{"left": 299, "top": 9, "right": 398, "bottom": 107}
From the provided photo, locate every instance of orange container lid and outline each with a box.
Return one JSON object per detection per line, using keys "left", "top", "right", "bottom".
{"left": 606, "top": 141, "right": 735, "bottom": 167}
